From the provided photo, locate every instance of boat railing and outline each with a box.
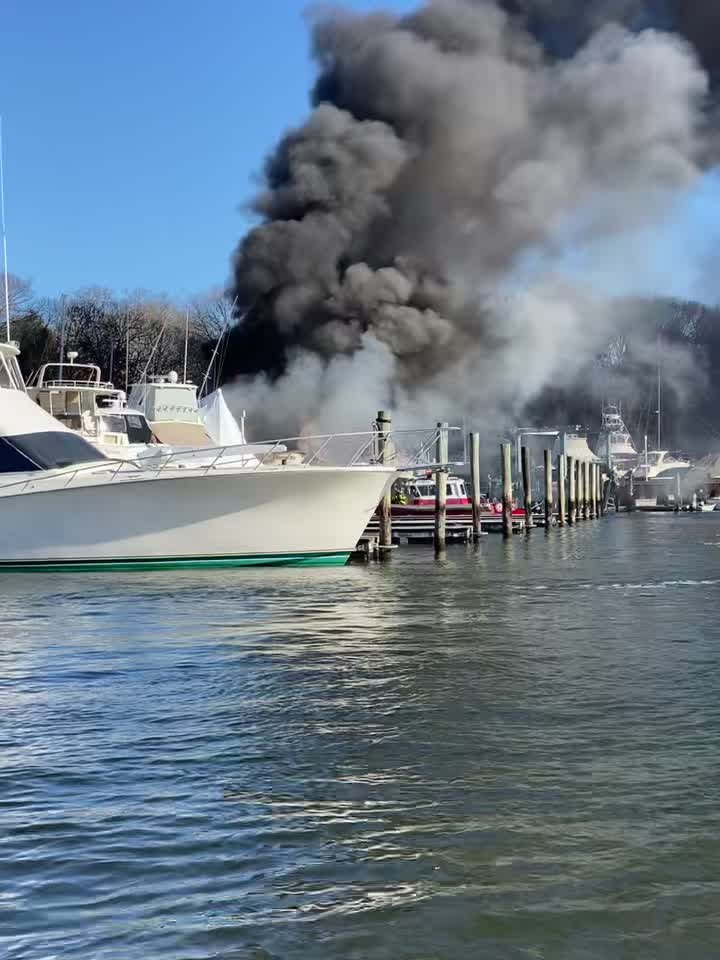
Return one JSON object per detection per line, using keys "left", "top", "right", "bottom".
{"left": 36, "top": 379, "right": 117, "bottom": 391}
{"left": 0, "top": 425, "right": 464, "bottom": 495}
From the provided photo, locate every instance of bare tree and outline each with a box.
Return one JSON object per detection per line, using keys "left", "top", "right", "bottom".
{"left": 0, "top": 273, "right": 32, "bottom": 331}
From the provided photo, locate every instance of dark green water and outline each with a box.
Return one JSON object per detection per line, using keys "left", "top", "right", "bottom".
{"left": 2, "top": 513, "right": 720, "bottom": 959}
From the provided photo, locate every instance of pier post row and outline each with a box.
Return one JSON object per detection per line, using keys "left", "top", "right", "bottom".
{"left": 501, "top": 442, "right": 513, "bottom": 539}
{"left": 470, "top": 432, "right": 482, "bottom": 542}
{"left": 583, "top": 460, "right": 592, "bottom": 520}
{"left": 434, "top": 422, "right": 449, "bottom": 556}
{"left": 521, "top": 446, "right": 534, "bottom": 531}
{"left": 567, "top": 454, "right": 576, "bottom": 524}
{"left": 558, "top": 454, "right": 567, "bottom": 526}
{"left": 376, "top": 410, "right": 393, "bottom": 557}
{"left": 544, "top": 448, "right": 553, "bottom": 529}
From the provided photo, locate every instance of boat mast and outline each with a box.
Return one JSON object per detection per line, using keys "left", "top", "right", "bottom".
{"left": 183, "top": 308, "right": 189, "bottom": 384}
{"left": 656, "top": 333, "right": 661, "bottom": 450}
{"left": 124, "top": 307, "right": 130, "bottom": 394}
{"left": 0, "top": 116, "right": 11, "bottom": 343}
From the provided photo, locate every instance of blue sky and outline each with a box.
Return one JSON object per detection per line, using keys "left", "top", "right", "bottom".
{"left": 3, "top": 0, "right": 718, "bottom": 307}
{"left": 1, "top": 0, "right": 415, "bottom": 301}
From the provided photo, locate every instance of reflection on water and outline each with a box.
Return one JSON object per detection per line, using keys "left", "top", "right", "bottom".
{"left": 2, "top": 514, "right": 720, "bottom": 958}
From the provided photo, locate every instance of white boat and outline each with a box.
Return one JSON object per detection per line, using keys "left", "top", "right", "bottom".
{"left": 129, "top": 372, "right": 214, "bottom": 447}
{"left": 0, "top": 341, "right": 396, "bottom": 570}
{"left": 27, "top": 357, "right": 160, "bottom": 460}
{"left": 596, "top": 404, "right": 637, "bottom": 475}
{"left": 632, "top": 450, "right": 691, "bottom": 481}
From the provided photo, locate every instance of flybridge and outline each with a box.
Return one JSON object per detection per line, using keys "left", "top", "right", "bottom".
{"left": 0, "top": 341, "right": 25, "bottom": 392}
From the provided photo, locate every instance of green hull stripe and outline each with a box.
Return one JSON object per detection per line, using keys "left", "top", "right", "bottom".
{"left": 0, "top": 551, "right": 350, "bottom": 572}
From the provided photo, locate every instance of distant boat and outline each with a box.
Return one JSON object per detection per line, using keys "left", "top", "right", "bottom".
{"left": 388, "top": 474, "right": 527, "bottom": 517}
{"left": 595, "top": 404, "right": 637, "bottom": 475}
{"left": 632, "top": 449, "right": 691, "bottom": 482}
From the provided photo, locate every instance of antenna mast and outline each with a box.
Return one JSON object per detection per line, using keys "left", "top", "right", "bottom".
{"left": 0, "top": 116, "right": 11, "bottom": 343}
{"left": 656, "top": 338, "right": 661, "bottom": 451}
{"left": 183, "top": 308, "right": 189, "bottom": 384}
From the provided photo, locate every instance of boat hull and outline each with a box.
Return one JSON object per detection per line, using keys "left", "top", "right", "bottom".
{"left": 0, "top": 467, "right": 394, "bottom": 570}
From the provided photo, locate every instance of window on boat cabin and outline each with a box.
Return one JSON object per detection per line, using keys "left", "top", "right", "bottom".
{"left": 0, "top": 353, "right": 24, "bottom": 390}
{"left": 57, "top": 413, "right": 84, "bottom": 432}
{"left": 0, "top": 431, "right": 105, "bottom": 472}
{"left": 125, "top": 414, "right": 153, "bottom": 444}
{"left": 99, "top": 415, "right": 128, "bottom": 436}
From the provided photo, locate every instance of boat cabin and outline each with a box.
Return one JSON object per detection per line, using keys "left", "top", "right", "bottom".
{"left": 0, "top": 340, "right": 25, "bottom": 391}
{"left": 27, "top": 359, "right": 156, "bottom": 452}
{"left": 396, "top": 475, "right": 470, "bottom": 506}
{"left": 28, "top": 360, "right": 123, "bottom": 425}
{"left": 129, "top": 372, "right": 213, "bottom": 446}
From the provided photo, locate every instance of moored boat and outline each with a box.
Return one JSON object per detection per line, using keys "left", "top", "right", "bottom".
{"left": 0, "top": 341, "right": 396, "bottom": 570}
{"left": 27, "top": 356, "right": 161, "bottom": 460}
{"left": 388, "top": 474, "right": 527, "bottom": 517}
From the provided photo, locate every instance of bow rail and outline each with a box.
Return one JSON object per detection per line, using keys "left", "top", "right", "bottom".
{"left": 0, "top": 425, "right": 464, "bottom": 496}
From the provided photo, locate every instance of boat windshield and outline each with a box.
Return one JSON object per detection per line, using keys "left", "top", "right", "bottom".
{"left": 0, "top": 431, "right": 105, "bottom": 473}
{"left": 0, "top": 351, "right": 24, "bottom": 391}
{"left": 415, "top": 482, "right": 436, "bottom": 497}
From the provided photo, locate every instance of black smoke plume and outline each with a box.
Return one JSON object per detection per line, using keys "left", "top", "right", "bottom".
{"left": 226, "top": 1, "right": 712, "bottom": 436}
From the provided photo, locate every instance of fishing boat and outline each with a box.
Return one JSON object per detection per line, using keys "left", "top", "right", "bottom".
{"left": 129, "top": 372, "right": 214, "bottom": 447}
{"left": 0, "top": 340, "right": 397, "bottom": 570}
{"left": 595, "top": 404, "right": 637, "bottom": 475}
{"left": 26, "top": 356, "right": 160, "bottom": 459}
{"left": 632, "top": 449, "right": 691, "bottom": 481}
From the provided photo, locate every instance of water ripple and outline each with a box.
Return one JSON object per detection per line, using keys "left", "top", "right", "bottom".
{"left": 2, "top": 515, "right": 720, "bottom": 958}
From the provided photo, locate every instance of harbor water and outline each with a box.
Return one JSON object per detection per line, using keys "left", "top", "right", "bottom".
{"left": 2, "top": 513, "right": 720, "bottom": 959}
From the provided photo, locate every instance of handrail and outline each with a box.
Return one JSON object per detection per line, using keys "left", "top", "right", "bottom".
{"left": 33, "top": 363, "right": 105, "bottom": 388}
{"left": 35, "top": 379, "right": 117, "bottom": 391}
{"left": 0, "top": 426, "right": 465, "bottom": 495}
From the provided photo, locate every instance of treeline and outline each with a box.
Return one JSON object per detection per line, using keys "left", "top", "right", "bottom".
{"left": 3, "top": 275, "right": 230, "bottom": 391}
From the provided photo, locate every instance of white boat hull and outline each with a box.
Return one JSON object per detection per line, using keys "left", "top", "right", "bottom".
{"left": 0, "top": 466, "right": 394, "bottom": 570}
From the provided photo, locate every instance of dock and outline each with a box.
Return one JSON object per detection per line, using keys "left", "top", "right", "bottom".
{"left": 353, "top": 414, "right": 610, "bottom": 561}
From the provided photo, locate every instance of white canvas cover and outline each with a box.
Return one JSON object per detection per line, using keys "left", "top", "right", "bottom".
{"left": 198, "top": 389, "right": 246, "bottom": 446}
{"left": 553, "top": 432, "right": 601, "bottom": 461}
{"left": 0, "top": 387, "right": 72, "bottom": 436}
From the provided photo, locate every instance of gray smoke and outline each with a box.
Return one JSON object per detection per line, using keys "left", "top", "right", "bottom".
{"left": 227, "top": 0, "right": 710, "bottom": 437}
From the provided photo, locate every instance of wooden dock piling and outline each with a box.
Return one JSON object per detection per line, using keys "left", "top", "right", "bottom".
{"left": 567, "top": 455, "right": 576, "bottom": 525}
{"left": 558, "top": 454, "right": 567, "bottom": 526}
{"left": 501, "top": 442, "right": 513, "bottom": 539}
{"left": 376, "top": 410, "right": 393, "bottom": 558}
{"left": 588, "top": 461, "right": 595, "bottom": 519}
{"left": 521, "top": 446, "right": 534, "bottom": 531}
{"left": 544, "top": 448, "right": 553, "bottom": 529}
{"left": 470, "top": 432, "right": 482, "bottom": 542}
{"left": 583, "top": 460, "right": 592, "bottom": 520}
{"left": 435, "top": 421, "right": 448, "bottom": 556}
